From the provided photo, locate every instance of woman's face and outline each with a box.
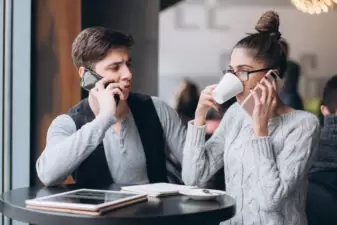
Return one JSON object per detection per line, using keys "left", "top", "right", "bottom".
{"left": 228, "top": 48, "right": 270, "bottom": 102}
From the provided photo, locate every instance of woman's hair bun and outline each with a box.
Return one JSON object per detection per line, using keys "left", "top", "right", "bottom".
{"left": 255, "top": 11, "right": 281, "bottom": 39}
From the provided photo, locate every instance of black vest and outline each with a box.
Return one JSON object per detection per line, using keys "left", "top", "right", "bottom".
{"left": 66, "top": 93, "right": 168, "bottom": 187}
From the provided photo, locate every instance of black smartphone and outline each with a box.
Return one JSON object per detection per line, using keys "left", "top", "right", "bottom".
{"left": 80, "top": 68, "right": 120, "bottom": 105}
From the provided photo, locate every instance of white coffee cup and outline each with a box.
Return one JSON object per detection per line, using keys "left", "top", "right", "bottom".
{"left": 212, "top": 73, "right": 244, "bottom": 104}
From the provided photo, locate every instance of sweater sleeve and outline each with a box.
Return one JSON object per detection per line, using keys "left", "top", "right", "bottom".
{"left": 248, "top": 115, "right": 320, "bottom": 211}
{"left": 182, "top": 105, "right": 236, "bottom": 187}
{"left": 151, "top": 97, "right": 186, "bottom": 162}
{"left": 36, "top": 113, "right": 117, "bottom": 186}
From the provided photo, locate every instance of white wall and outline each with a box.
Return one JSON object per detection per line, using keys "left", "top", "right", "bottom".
{"left": 159, "top": 1, "right": 337, "bottom": 103}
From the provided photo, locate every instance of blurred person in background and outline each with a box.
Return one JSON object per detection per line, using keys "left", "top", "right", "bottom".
{"left": 36, "top": 27, "right": 186, "bottom": 187}
{"left": 311, "top": 75, "right": 337, "bottom": 173}
{"left": 182, "top": 11, "right": 320, "bottom": 225}
{"left": 307, "top": 75, "right": 337, "bottom": 225}
{"left": 279, "top": 39, "right": 304, "bottom": 110}
{"left": 172, "top": 79, "right": 199, "bottom": 125}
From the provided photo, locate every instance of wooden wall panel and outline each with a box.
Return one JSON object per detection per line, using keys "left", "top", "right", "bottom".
{"left": 32, "top": 0, "right": 81, "bottom": 185}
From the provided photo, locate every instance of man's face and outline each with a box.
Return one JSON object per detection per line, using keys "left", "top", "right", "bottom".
{"left": 88, "top": 47, "right": 132, "bottom": 100}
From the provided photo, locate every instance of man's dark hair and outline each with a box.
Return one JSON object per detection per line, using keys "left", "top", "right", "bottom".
{"left": 322, "top": 75, "right": 337, "bottom": 113}
{"left": 234, "top": 11, "right": 287, "bottom": 79}
{"left": 72, "top": 27, "right": 134, "bottom": 70}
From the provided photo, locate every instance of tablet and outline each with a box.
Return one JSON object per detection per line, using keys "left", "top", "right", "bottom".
{"left": 25, "top": 189, "right": 147, "bottom": 214}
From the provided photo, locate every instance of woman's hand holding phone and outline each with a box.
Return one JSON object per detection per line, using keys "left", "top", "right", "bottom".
{"left": 251, "top": 77, "right": 278, "bottom": 137}
{"left": 89, "top": 77, "right": 123, "bottom": 116}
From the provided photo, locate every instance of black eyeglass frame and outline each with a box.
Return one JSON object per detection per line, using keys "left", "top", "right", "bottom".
{"left": 222, "top": 67, "right": 273, "bottom": 81}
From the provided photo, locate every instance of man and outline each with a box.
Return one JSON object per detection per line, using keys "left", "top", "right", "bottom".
{"left": 307, "top": 75, "right": 337, "bottom": 225}
{"left": 310, "top": 75, "right": 337, "bottom": 173}
{"left": 278, "top": 39, "right": 304, "bottom": 110}
{"left": 36, "top": 27, "right": 186, "bottom": 187}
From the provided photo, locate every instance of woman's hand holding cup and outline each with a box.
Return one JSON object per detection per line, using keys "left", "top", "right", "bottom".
{"left": 194, "top": 85, "right": 218, "bottom": 126}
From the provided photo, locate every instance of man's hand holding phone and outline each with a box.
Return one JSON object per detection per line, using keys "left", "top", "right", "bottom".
{"left": 89, "top": 77, "right": 123, "bottom": 116}
{"left": 250, "top": 77, "right": 278, "bottom": 137}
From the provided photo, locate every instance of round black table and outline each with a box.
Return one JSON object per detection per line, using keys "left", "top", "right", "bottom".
{"left": 0, "top": 185, "right": 235, "bottom": 225}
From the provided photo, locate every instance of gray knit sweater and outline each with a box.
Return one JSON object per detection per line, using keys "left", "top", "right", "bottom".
{"left": 36, "top": 97, "right": 186, "bottom": 186}
{"left": 182, "top": 103, "right": 320, "bottom": 225}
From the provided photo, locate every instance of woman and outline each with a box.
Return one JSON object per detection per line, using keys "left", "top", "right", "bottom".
{"left": 182, "top": 11, "right": 320, "bottom": 225}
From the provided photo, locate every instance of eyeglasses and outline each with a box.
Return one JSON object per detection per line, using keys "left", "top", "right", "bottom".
{"left": 223, "top": 68, "right": 272, "bottom": 81}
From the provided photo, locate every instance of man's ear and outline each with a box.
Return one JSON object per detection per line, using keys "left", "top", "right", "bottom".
{"left": 321, "top": 105, "right": 331, "bottom": 117}
{"left": 78, "top": 66, "right": 85, "bottom": 78}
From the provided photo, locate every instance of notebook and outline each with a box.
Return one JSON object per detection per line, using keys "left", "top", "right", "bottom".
{"left": 25, "top": 189, "right": 147, "bottom": 215}
{"left": 121, "top": 183, "right": 197, "bottom": 197}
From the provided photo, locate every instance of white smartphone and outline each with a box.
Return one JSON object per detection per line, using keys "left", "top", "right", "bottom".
{"left": 241, "top": 69, "right": 280, "bottom": 117}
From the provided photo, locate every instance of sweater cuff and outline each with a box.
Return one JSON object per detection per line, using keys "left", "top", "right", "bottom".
{"left": 92, "top": 113, "right": 117, "bottom": 134}
{"left": 186, "top": 120, "right": 206, "bottom": 147}
{"left": 250, "top": 136, "right": 274, "bottom": 159}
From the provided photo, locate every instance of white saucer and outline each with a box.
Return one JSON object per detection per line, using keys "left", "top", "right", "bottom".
{"left": 178, "top": 188, "right": 226, "bottom": 200}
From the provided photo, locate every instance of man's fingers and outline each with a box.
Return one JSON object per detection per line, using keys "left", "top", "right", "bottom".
{"left": 96, "top": 77, "right": 118, "bottom": 90}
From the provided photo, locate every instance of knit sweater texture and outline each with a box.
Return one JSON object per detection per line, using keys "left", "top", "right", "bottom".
{"left": 182, "top": 103, "right": 320, "bottom": 225}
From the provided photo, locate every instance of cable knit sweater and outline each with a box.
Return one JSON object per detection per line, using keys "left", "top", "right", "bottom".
{"left": 182, "top": 103, "right": 320, "bottom": 225}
